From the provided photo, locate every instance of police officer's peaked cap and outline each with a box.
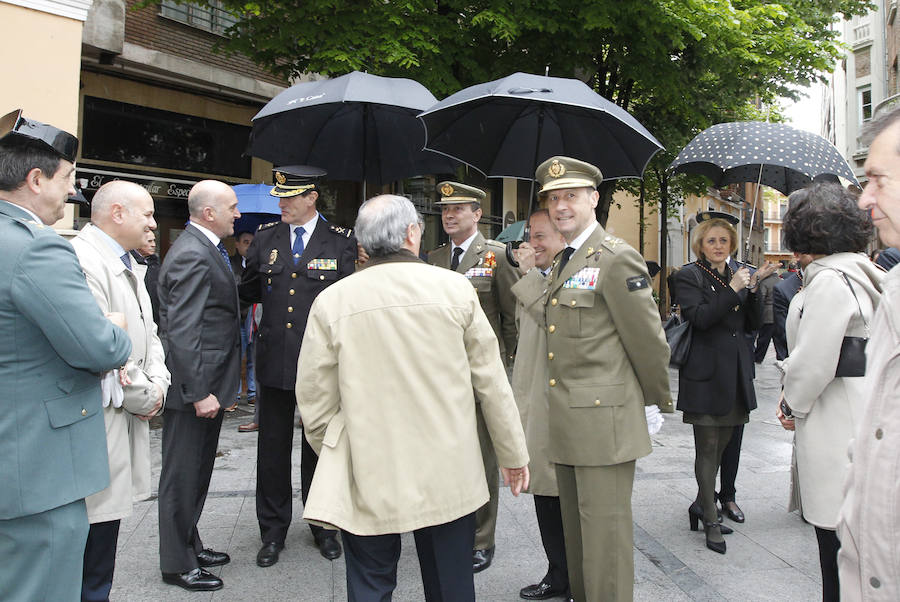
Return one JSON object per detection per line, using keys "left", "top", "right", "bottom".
{"left": 270, "top": 165, "right": 327, "bottom": 198}
{"left": 435, "top": 181, "right": 486, "bottom": 205}
{"left": 0, "top": 109, "right": 79, "bottom": 163}
{"left": 536, "top": 156, "right": 602, "bottom": 193}
{"left": 696, "top": 210, "right": 739, "bottom": 226}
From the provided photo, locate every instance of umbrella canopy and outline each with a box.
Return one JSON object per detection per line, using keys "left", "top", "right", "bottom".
{"left": 247, "top": 71, "right": 458, "bottom": 184}
{"left": 233, "top": 183, "right": 280, "bottom": 214}
{"left": 418, "top": 72, "right": 663, "bottom": 181}
{"left": 668, "top": 121, "right": 858, "bottom": 195}
{"left": 496, "top": 220, "right": 526, "bottom": 243}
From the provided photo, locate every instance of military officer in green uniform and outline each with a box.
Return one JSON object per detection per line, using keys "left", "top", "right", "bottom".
{"left": 514, "top": 157, "right": 672, "bottom": 601}
{"left": 427, "top": 181, "right": 519, "bottom": 572}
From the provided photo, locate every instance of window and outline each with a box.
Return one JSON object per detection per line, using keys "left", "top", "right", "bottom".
{"left": 764, "top": 227, "right": 770, "bottom": 252}
{"left": 860, "top": 87, "right": 873, "bottom": 124}
{"left": 160, "top": 0, "right": 238, "bottom": 36}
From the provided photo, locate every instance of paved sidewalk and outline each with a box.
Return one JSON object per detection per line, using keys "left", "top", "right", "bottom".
{"left": 112, "top": 350, "right": 820, "bottom": 601}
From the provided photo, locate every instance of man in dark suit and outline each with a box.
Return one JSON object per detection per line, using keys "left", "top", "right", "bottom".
{"left": 773, "top": 270, "right": 803, "bottom": 360}
{"left": 239, "top": 166, "right": 357, "bottom": 567}
{"left": 0, "top": 111, "right": 132, "bottom": 602}
{"left": 131, "top": 232, "right": 161, "bottom": 325}
{"left": 157, "top": 180, "right": 242, "bottom": 591}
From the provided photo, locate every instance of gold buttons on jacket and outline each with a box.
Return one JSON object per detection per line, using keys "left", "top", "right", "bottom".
{"left": 81, "top": 408, "right": 87, "bottom": 416}
{"left": 548, "top": 352, "right": 554, "bottom": 360}
{"left": 319, "top": 275, "right": 325, "bottom": 280}
{"left": 594, "top": 399, "right": 601, "bottom": 406}
{"left": 551, "top": 298, "right": 558, "bottom": 306}
{"left": 549, "top": 379, "right": 556, "bottom": 387}
{"left": 292, "top": 273, "right": 297, "bottom": 279}
{"left": 570, "top": 300, "right": 577, "bottom": 306}
{"left": 288, "top": 307, "right": 293, "bottom": 313}
{"left": 289, "top": 289, "right": 295, "bottom": 295}
{"left": 286, "top": 323, "right": 293, "bottom": 328}
{"left": 548, "top": 325, "right": 556, "bottom": 333}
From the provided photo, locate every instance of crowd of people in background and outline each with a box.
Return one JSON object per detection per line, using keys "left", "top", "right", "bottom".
{"left": 4, "top": 104, "right": 900, "bottom": 602}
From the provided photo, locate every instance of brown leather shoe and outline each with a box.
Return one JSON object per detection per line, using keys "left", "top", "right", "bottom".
{"left": 238, "top": 421, "right": 259, "bottom": 432}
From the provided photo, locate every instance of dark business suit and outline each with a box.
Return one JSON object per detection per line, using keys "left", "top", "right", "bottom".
{"left": 773, "top": 272, "right": 802, "bottom": 360}
{"left": 239, "top": 218, "right": 356, "bottom": 546}
{"left": 157, "top": 224, "right": 241, "bottom": 573}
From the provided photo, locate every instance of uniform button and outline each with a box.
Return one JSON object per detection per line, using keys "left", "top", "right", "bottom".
{"left": 81, "top": 408, "right": 87, "bottom": 416}
{"left": 292, "top": 273, "right": 297, "bottom": 279}
{"left": 288, "top": 307, "right": 293, "bottom": 313}
{"left": 319, "top": 275, "right": 325, "bottom": 280}
{"left": 570, "top": 300, "right": 577, "bottom": 306}
{"left": 731, "top": 332, "right": 736, "bottom": 337}
{"left": 549, "top": 379, "right": 556, "bottom": 387}
{"left": 594, "top": 399, "right": 601, "bottom": 406}
{"left": 548, "top": 352, "right": 554, "bottom": 360}
{"left": 289, "top": 289, "right": 295, "bottom": 295}
{"left": 267, "top": 278, "right": 272, "bottom": 284}
{"left": 548, "top": 325, "right": 556, "bottom": 333}
{"left": 870, "top": 577, "right": 881, "bottom": 588}
{"left": 876, "top": 428, "right": 884, "bottom": 440}
{"left": 551, "top": 298, "right": 558, "bottom": 306}
{"left": 286, "top": 323, "right": 293, "bottom": 329}
{"left": 267, "top": 269, "right": 272, "bottom": 274}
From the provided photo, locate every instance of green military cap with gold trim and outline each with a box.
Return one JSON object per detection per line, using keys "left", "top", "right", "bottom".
{"left": 536, "top": 156, "right": 603, "bottom": 193}
{"left": 270, "top": 165, "right": 327, "bottom": 198}
{"left": 435, "top": 181, "right": 486, "bottom": 205}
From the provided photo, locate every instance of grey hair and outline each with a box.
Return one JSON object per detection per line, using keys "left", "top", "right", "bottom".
{"left": 355, "top": 194, "right": 420, "bottom": 257}
{"left": 862, "top": 104, "right": 900, "bottom": 151}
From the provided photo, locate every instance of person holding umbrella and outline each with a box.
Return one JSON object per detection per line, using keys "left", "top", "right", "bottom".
{"left": 238, "top": 166, "right": 357, "bottom": 567}
{"left": 514, "top": 156, "right": 672, "bottom": 601}
{"left": 427, "top": 181, "right": 519, "bottom": 572}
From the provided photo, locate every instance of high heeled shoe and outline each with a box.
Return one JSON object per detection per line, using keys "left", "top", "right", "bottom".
{"left": 688, "top": 502, "right": 733, "bottom": 534}
{"left": 704, "top": 521, "right": 726, "bottom": 554}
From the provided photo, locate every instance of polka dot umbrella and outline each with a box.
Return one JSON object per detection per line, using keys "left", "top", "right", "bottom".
{"left": 667, "top": 121, "right": 858, "bottom": 195}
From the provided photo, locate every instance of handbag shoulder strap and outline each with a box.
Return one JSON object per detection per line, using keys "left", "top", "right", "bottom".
{"left": 835, "top": 269, "right": 868, "bottom": 335}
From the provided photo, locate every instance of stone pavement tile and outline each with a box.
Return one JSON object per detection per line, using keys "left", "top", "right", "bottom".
{"left": 215, "top": 558, "right": 337, "bottom": 600}
{"left": 709, "top": 567, "right": 820, "bottom": 601}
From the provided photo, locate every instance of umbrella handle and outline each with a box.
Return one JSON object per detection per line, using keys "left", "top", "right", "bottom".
{"left": 506, "top": 242, "right": 519, "bottom": 268}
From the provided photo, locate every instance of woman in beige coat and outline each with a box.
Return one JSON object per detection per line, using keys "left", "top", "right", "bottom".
{"left": 776, "top": 183, "right": 884, "bottom": 602}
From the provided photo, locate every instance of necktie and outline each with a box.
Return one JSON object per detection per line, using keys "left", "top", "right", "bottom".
{"left": 120, "top": 252, "right": 132, "bottom": 270}
{"left": 559, "top": 247, "right": 575, "bottom": 272}
{"left": 292, "top": 226, "right": 306, "bottom": 265}
{"left": 216, "top": 242, "right": 233, "bottom": 272}
{"left": 450, "top": 246, "right": 464, "bottom": 271}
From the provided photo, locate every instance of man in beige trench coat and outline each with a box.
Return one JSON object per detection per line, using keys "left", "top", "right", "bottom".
{"left": 514, "top": 157, "right": 672, "bottom": 602}
{"left": 72, "top": 180, "right": 170, "bottom": 600}
{"left": 427, "top": 181, "right": 519, "bottom": 572}
{"left": 297, "top": 194, "right": 530, "bottom": 601}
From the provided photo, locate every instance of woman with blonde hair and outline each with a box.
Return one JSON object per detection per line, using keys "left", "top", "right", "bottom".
{"left": 673, "top": 213, "right": 776, "bottom": 554}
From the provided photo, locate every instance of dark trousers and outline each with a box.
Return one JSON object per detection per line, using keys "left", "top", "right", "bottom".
{"left": 754, "top": 323, "right": 775, "bottom": 362}
{"left": 815, "top": 526, "right": 841, "bottom": 602}
{"left": 257, "top": 385, "right": 328, "bottom": 544}
{"left": 341, "top": 513, "right": 476, "bottom": 602}
{"left": 534, "top": 495, "right": 568, "bottom": 592}
{"left": 158, "top": 408, "right": 224, "bottom": 573}
{"left": 718, "top": 424, "right": 744, "bottom": 503}
{"left": 82, "top": 519, "right": 120, "bottom": 602}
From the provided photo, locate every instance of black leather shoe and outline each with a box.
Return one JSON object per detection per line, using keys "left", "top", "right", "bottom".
{"left": 688, "top": 501, "right": 732, "bottom": 534}
{"left": 196, "top": 548, "right": 230, "bottom": 567}
{"left": 721, "top": 500, "right": 745, "bottom": 523}
{"left": 315, "top": 532, "right": 342, "bottom": 560}
{"left": 520, "top": 579, "right": 566, "bottom": 600}
{"left": 162, "top": 568, "right": 223, "bottom": 591}
{"left": 256, "top": 542, "right": 284, "bottom": 567}
{"left": 472, "top": 546, "right": 495, "bottom": 573}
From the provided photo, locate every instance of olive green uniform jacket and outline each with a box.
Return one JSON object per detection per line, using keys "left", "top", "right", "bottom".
{"left": 514, "top": 225, "right": 672, "bottom": 467}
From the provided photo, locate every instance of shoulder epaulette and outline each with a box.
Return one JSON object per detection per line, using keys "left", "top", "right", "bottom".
{"left": 257, "top": 221, "right": 279, "bottom": 231}
{"left": 601, "top": 234, "right": 625, "bottom": 253}
{"left": 329, "top": 224, "right": 353, "bottom": 238}
{"left": 485, "top": 238, "right": 505, "bottom": 249}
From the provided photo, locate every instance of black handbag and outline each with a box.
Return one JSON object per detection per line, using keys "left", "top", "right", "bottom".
{"left": 834, "top": 271, "right": 868, "bottom": 378}
{"left": 664, "top": 314, "right": 692, "bottom": 369}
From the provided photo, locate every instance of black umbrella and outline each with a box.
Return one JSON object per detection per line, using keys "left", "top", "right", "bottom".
{"left": 418, "top": 72, "right": 663, "bottom": 183}
{"left": 668, "top": 121, "right": 858, "bottom": 195}
{"left": 247, "top": 71, "right": 457, "bottom": 185}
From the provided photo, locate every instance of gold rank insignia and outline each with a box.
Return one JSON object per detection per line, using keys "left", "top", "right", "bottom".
{"left": 440, "top": 183, "right": 455, "bottom": 196}
{"left": 269, "top": 249, "right": 278, "bottom": 263}
{"left": 275, "top": 171, "right": 286, "bottom": 185}
{"left": 548, "top": 160, "right": 565, "bottom": 178}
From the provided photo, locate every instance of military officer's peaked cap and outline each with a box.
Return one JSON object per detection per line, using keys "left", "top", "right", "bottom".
{"left": 270, "top": 165, "right": 327, "bottom": 198}
{"left": 536, "top": 156, "right": 603, "bottom": 193}
{"left": 0, "top": 109, "right": 79, "bottom": 163}
{"left": 696, "top": 210, "right": 739, "bottom": 226}
{"left": 435, "top": 181, "right": 486, "bottom": 205}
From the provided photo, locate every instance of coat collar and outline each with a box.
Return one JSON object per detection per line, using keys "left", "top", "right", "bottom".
{"left": 184, "top": 223, "right": 233, "bottom": 279}
{"left": 366, "top": 249, "right": 422, "bottom": 267}
{"left": 457, "top": 231, "right": 486, "bottom": 273}
{"left": 550, "top": 225, "right": 605, "bottom": 293}
{"left": 77, "top": 223, "right": 130, "bottom": 277}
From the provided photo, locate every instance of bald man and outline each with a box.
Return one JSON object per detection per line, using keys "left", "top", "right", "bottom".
{"left": 157, "top": 180, "right": 242, "bottom": 591}
{"left": 71, "top": 181, "right": 171, "bottom": 601}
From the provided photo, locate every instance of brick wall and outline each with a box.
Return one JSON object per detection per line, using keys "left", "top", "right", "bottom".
{"left": 124, "top": 0, "right": 285, "bottom": 87}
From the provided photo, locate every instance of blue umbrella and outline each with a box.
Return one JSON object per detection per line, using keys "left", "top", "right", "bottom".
{"left": 233, "top": 183, "right": 281, "bottom": 235}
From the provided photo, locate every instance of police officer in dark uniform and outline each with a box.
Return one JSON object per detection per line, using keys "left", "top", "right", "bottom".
{"left": 239, "top": 166, "right": 357, "bottom": 567}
